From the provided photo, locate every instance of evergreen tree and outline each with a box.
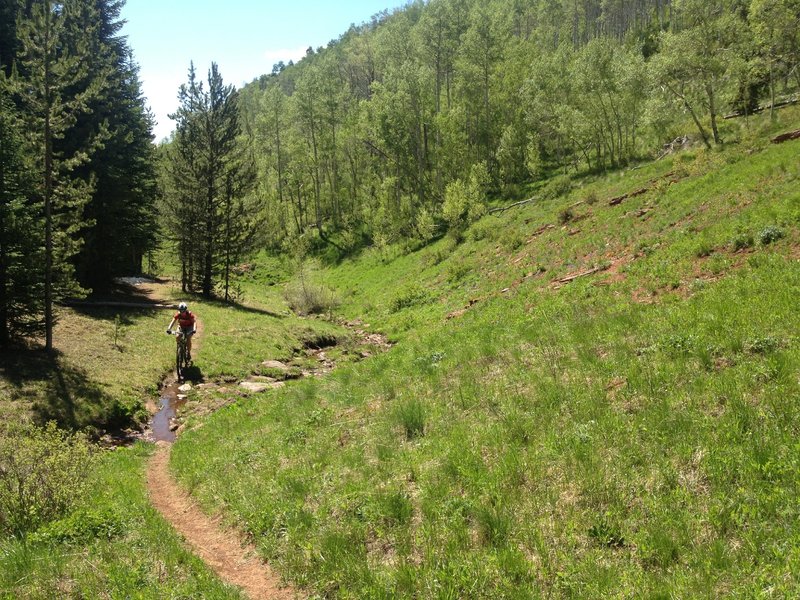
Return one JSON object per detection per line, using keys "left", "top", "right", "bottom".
{"left": 7, "top": 0, "right": 107, "bottom": 351}
{"left": 0, "top": 92, "right": 43, "bottom": 346}
{"left": 0, "top": 0, "right": 22, "bottom": 77}
{"left": 166, "top": 62, "right": 256, "bottom": 299}
{"left": 72, "top": 0, "right": 158, "bottom": 287}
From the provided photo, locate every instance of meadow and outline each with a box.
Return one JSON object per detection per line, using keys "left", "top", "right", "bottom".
{"left": 168, "top": 110, "right": 800, "bottom": 596}
{"left": 2, "top": 107, "right": 799, "bottom": 597}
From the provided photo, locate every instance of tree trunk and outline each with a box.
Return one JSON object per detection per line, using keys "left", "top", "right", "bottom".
{"left": 44, "top": 15, "right": 53, "bottom": 352}
{"left": 769, "top": 63, "right": 776, "bottom": 121}
{"left": 203, "top": 181, "right": 214, "bottom": 298}
{"left": 0, "top": 182, "right": 7, "bottom": 347}
{"left": 275, "top": 103, "right": 284, "bottom": 222}
{"left": 224, "top": 198, "right": 231, "bottom": 302}
{"left": 707, "top": 83, "right": 721, "bottom": 145}
{"left": 667, "top": 82, "right": 711, "bottom": 149}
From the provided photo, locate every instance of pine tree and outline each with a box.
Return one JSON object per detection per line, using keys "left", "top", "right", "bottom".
{"left": 72, "top": 0, "right": 158, "bottom": 287}
{"left": 0, "top": 91, "right": 44, "bottom": 346}
{"left": 166, "top": 62, "right": 256, "bottom": 299}
{"left": 7, "top": 0, "right": 107, "bottom": 350}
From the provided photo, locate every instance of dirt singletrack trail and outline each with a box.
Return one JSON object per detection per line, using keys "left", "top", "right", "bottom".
{"left": 135, "top": 278, "right": 389, "bottom": 598}
{"left": 124, "top": 278, "right": 296, "bottom": 599}
{"left": 147, "top": 443, "right": 295, "bottom": 599}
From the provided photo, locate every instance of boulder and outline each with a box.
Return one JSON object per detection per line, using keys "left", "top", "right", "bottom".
{"left": 261, "top": 360, "right": 290, "bottom": 371}
{"left": 239, "top": 381, "right": 270, "bottom": 394}
{"left": 239, "top": 380, "right": 285, "bottom": 394}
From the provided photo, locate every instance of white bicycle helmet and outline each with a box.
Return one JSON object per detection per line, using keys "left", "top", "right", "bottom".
{"left": 178, "top": 302, "right": 188, "bottom": 311}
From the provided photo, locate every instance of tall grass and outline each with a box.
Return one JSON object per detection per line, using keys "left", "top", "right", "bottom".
{"left": 0, "top": 444, "right": 243, "bottom": 599}
{"left": 171, "top": 110, "right": 800, "bottom": 596}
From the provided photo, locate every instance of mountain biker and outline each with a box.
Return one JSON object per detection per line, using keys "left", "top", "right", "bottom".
{"left": 166, "top": 302, "right": 197, "bottom": 362}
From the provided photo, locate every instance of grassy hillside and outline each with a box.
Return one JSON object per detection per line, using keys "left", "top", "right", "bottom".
{"left": 170, "top": 110, "right": 800, "bottom": 597}
{"left": 0, "top": 443, "right": 246, "bottom": 599}
{"left": 2, "top": 108, "right": 798, "bottom": 597}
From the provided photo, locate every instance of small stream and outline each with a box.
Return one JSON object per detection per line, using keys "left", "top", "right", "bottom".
{"left": 150, "top": 381, "right": 187, "bottom": 443}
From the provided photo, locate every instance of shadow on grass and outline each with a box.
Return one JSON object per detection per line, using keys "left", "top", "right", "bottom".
{"left": 68, "top": 304, "right": 164, "bottom": 325}
{"left": 0, "top": 347, "right": 127, "bottom": 432}
{"left": 179, "top": 292, "right": 286, "bottom": 319}
{"left": 66, "top": 278, "right": 171, "bottom": 311}
{"left": 179, "top": 364, "right": 204, "bottom": 384}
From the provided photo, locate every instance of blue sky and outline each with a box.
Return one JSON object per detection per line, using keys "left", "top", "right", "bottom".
{"left": 120, "top": 0, "right": 402, "bottom": 141}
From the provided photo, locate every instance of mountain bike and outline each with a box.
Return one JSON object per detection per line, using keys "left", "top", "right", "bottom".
{"left": 170, "top": 330, "right": 193, "bottom": 381}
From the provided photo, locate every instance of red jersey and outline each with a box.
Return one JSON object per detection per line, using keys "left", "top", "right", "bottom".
{"left": 174, "top": 310, "right": 196, "bottom": 329}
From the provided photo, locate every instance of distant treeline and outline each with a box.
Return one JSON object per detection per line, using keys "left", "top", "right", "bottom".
{"left": 2, "top": 0, "right": 800, "bottom": 347}
{"left": 224, "top": 0, "right": 798, "bottom": 253}
{"left": 0, "top": 0, "right": 157, "bottom": 348}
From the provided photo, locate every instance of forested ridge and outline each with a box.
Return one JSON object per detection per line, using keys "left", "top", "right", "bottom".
{"left": 2, "top": 0, "right": 800, "bottom": 347}
{"left": 226, "top": 0, "right": 799, "bottom": 255}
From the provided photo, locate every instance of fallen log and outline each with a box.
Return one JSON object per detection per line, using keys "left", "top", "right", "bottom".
{"left": 489, "top": 196, "right": 539, "bottom": 214}
{"left": 771, "top": 129, "right": 800, "bottom": 144}
{"left": 526, "top": 223, "right": 555, "bottom": 242}
{"left": 608, "top": 171, "right": 679, "bottom": 206}
{"left": 724, "top": 97, "right": 798, "bottom": 120}
{"left": 609, "top": 186, "right": 649, "bottom": 206}
{"left": 554, "top": 264, "right": 609, "bottom": 285}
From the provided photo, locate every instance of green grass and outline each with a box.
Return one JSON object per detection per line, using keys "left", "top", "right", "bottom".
{"left": 0, "top": 306, "right": 172, "bottom": 431}
{"left": 0, "top": 444, "right": 244, "bottom": 599}
{"left": 170, "top": 108, "right": 800, "bottom": 596}
{"left": 4, "top": 106, "right": 799, "bottom": 597}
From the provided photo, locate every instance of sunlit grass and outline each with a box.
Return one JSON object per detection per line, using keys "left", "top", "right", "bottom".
{"left": 0, "top": 444, "right": 244, "bottom": 599}
{"left": 172, "top": 109, "right": 800, "bottom": 596}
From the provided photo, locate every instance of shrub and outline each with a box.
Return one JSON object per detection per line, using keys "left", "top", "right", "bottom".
{"left": 31, "top": 507, "right": 126, "bottom": 544}
{"left": 442, "top": 162, "right": 489, "bottom": 238}
{"left": 447, "top": 261, "right": 471, "bottom": 283}
{"left": 730, "top": 230, "right": 754, "bottom": 252}
{"left": 283, "top": 277, "right": 340, "bottom": 316}
{"left": 694, "top": 239, "right": 714, "bottom": 258}
{"left": 389, "top": 285, "right": 430, "bottom": 313}
{"left": 758, "top": 226, "right": 784, "bottom": 246}
{"left": 558, "top": 207, "right": 575, "bottom": 224}
{"left": 542, "top": 174, "right": 572, "bottom": 200}
{"left": 415, "top": 206, "right": 438, "bottom": 243}
{"left": 588, "top": 515, "right": 625, "bottom": 548}
{"left": 468, "top": 220, "right": 496, "bottom": 242}
{"left": 746, "top": 336, "right": 780, "bottom": 355}
{"left": 0, "top": 422, "right": 94, "bottom": 536}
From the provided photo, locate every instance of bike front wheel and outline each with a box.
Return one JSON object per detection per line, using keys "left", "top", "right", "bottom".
{"left": 176, "top": 340, "right": 185, "bottom": 381}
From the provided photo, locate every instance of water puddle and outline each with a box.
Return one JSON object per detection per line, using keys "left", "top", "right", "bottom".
{"left": 151, "top": 382, "right": 187, "bottom": 443}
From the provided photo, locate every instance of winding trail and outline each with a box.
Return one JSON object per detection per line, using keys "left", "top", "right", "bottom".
{"left": 121, "top": 278, "right": 296, "bottom": 599}
{"left": 147, "top": 442, "right": 295, "bottom": 599}
{"left": 130, "top": 279, "right": 389, "bottom": 598}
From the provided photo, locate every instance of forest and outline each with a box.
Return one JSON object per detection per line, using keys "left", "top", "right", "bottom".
{"left": 2, "top": 0, "right": 800, "bottom": 348}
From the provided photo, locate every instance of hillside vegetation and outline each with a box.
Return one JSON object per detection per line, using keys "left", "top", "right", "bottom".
{"left": 2, "top": 107, "right": 799, "bottom": 599}
{"left": 2, "top": 0, "right": 800, "bottom": 597}
{"left": 163, "top": 108, "right": 800, "bottom": 597}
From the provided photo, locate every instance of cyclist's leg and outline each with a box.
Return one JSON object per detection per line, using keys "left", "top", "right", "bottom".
{"left": 182, "top": 327, "right": 193, "bottom": 359}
